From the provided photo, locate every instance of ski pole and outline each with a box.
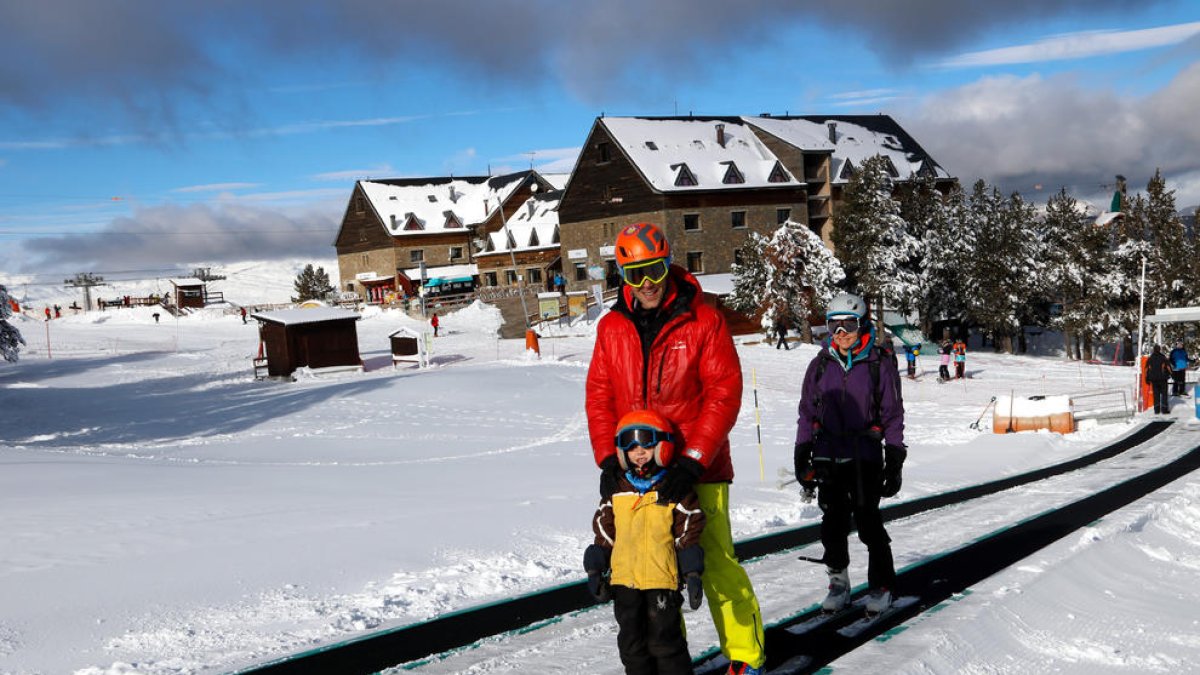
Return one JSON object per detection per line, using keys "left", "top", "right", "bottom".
{"left": 969, "top": 396, "right": 997, "bottom": 430}
{"left": 752, "top": 367, "right": 764, "bottom": 481}
{"left": 797, "top": 555, "right": 827, "bottom": 565}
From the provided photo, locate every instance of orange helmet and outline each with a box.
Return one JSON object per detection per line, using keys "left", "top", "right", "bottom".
{"left": 615, "top": 223, "right": 671, "bottom": 269}
{"left": 614, "top": 409, "right": 677, "bottom": 471}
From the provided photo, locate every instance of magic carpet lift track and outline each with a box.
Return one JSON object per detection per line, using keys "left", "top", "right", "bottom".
{"left": 233, "top": 421, "right": 1174, "bottom": 675}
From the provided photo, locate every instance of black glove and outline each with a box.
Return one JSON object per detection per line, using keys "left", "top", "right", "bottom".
{"left": 583, "top": 544, "right": 611, "bottom": 603}
{"left": 656, "top": 456, "right": 705, "bottom": 504}
{"left": 881, "top": 444, "right": 907, "bottom": 498}
{"left": 599, "top": 455, "right": 623, "bottom": 499}
{"left": 793, "top": 442, "right": 815, "bottom": 492}
{"left": 677, "top": 545, "right": 705, "bottom": 610}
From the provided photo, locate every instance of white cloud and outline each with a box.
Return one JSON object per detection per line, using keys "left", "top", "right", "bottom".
{"left": 172, "top": 182, "right": 261, "bottom": 193}
{"left": 311, "top": 165, "right": 399, "bottom": 182}
{"left": 939, "top": 21, "right": 1200, "bottom": 68}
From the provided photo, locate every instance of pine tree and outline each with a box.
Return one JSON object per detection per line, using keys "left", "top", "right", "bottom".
{"left": 292, "top": 264, "right": 335, "bottom": 303}
{"left": 0, "top": 285, "right": 25, "bottom": 363}
{"left": 759, "top": 220, "right": 845, "bottom": 341}
{"left": 830, "top": 155, "right": 921, "bottom": 325}
{"left": 726, "top": 232, "right": 769, "bottom": 313}
{"left": 900, "top": 179, "right": 972, "bottom": 338}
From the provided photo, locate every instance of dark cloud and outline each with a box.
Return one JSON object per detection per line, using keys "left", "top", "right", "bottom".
{"left": 0, "top": 0, "right": 1155, "bottom": 120}
{"left": 18, "top": 202, "right": 339, "bottom": 271}
{"left": 905, "top": 60, "right": 1200, "bottom": 206}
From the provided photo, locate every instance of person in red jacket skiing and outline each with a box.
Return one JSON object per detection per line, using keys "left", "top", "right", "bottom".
{"left": 430, "top": 313, "right": 439, "bottom": 337}
{"left": 586, "top": 222, "right": 765, "bottom": 675}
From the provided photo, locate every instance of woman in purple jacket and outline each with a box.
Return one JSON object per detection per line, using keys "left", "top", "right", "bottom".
{"left": 793, "top": 292, "right": 907, "bottom": 616}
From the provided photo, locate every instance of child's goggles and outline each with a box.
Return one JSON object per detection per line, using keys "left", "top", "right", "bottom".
{"left": 621, "top": 258, "right": 670, "bottom": 287}
{"left": 615, "top": 426, "right": 674, "bottom": 450}
{"left": 826, "top": 316, "right": 862, "bottom": 334}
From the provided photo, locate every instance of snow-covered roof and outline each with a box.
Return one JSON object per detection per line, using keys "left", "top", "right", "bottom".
{"left": 741, "top": 116, "right": 836, "bottom": 152}
{"left": 358, "top": 172, "right": 536, "bottom": 237}
{"left": 399, "top": 264, "right": 478, "bottom": 282}
{"left": 477, "top": 191, "right": 562, "bottom": 257}
{"left": 252, "top": 307, "right": 360, "bottom": 326}
{"left": 168, "top": 278, "right": 204, "bottom": 287}
{"left": 796, "top": 115, "right": 951, "bottom": 184}
{"left": 540, "top": 173, "right": 571, "bottom": 191}
{"left": 1094, "top": 211, "right": 1123, "bottom": 227}
{"left": 600, "top": 117, "right": 797, "bottom": 193}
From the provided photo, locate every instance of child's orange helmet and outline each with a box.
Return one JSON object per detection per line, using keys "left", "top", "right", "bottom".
{"left": 615, "top": 223, "right": 671, "bottom": 269}
{"left": 614, "top": 409, "right": 676, "bottom": 471}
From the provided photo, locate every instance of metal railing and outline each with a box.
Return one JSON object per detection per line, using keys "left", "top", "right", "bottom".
{"left": 1071, "top": 388, "right": 1134, "bottom": 422}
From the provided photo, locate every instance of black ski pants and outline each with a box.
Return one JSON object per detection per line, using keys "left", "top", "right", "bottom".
{"left": 611, "top": 585, "right": 691, "bottom": 675}
{"left": 1151, "top": 379, "right": 1170, "bottom": 413}
{"left": 817, "top": 459, "right": 895, "bottom": 590}
{"left": 1172, "top": 369, "right": 1187, "bottom": 396}
{"left": 776, "top": 330, "right": 789, "bottom": 349}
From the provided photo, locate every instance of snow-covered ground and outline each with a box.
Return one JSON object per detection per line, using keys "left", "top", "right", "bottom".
{"left": 2, "top": 291, "right": 1199, "bottom": 674}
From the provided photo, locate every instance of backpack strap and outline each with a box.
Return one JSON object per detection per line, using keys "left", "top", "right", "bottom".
{"left": 813, "top": 344, "right": 891, "bottom": 430}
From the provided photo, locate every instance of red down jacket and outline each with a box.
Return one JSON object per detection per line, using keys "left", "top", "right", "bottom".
{"left": 586, "top": 267, "right": 742, "bottom": 482}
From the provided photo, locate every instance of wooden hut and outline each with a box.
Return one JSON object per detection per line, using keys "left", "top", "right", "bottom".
{"left": 169, "top": 278, "right": 206, "bottom": 309}
{"left": 251, "top": 307, "right": 362, "bottom": 378}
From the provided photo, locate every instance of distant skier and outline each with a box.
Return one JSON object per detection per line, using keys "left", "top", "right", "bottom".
{"left": 53, "top": 304, "right": 61, "bottom": 319}
{"left": 938, "top": 339, "right": 952, "bottom": 381}
{"left": 44, "top": 306, "right": 51, "bottom": 321}
{"left": 952, "top": 338, "right": 967, "bottom": 379}
{"left": 585, "top": 409, "right": 705, "bottom": 675}
{"left": 1169, "top": 341, "right": 1190, "bottom": 397}
{"left": 794, "top": 292, "right": 906, "bottom": 616}
{"left": 430, "top": 313, "right": 439, "bottom": 337}
{"left": 903, "top": 343, "right": 919, "bottom": 379}
{"left": 1146, "top": 345, "right": 1172, "bottom": 414}
{"left": 774, "top": 316, "right": 790, "bottom": 350}
{"left": 240, "top": 306, "right": 248, "bottom": 324}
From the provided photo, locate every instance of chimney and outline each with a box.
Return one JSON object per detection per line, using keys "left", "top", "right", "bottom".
{"left": 448, "top": 185, "right": 457, "bottom": 203}
{"left": 390, "top": 215, "right": 397, "bottom": 228}
{"left": 715, "top": 123, "right": 726, "bottom": 148}
{"left": 827, "top": 122, "right": 837, "bottom": 143}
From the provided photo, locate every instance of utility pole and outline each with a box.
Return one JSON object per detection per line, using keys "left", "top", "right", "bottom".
{"left": 63, "top": 273, "right": 105, "bottom": 311}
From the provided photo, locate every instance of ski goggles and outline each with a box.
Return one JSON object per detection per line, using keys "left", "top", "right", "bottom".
{"left": 615, "top": 426, "right": 674, "bottom": 451}
{"left": 826, "top": 316, "right": 862, "bottom": 334}
{"left": 621, "top": 258, "right": 670, "bottom": 287}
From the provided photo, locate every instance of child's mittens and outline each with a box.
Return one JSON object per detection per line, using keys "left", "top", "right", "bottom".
{"left": 583, "top": 544, "right": 612, "bottom": 603}
{"left": 677, "top": 545, "right": 705, "bottom": 610}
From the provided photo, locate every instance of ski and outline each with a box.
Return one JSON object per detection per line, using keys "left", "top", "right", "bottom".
{"left": 784, "top": 600, "right": 864, "bottom": 636}
{"left": 835, "top": 595, "right": 919, "bottom": 638}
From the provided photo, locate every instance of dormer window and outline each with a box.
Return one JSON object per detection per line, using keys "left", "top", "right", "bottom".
{"left": 721, "top": 162, "right": 745, "bottom": 185}
{"left": 551, "top": 224, "right": 560, "bottom": 245}
{"left": 882, "top": 157, "right": 900, "bottom": 178}
{"left": 529, "top": 229, "right": 541, "bottom": 247}
{"left": 768, "top": 161, "right": 790, "bottom": 184}
{"left": 839, "top": 160, "right": 855, "bottom": 180}
{"left": 427, "top": 195, "right": 437, "bottom": 202}
{"left": 506, "top": 231, "right": 517, "bottom": 250}
{"left": 645, "top": 141, "right": 658, "bottom": 150}
{"left": 402, "top": 213, "right": 423, "bottom": 231}
{"left": 672, "top": 163, "right": 698, "bottom": 187}
{"left": 443, "top": 211, "right": 463, "bottom": 228}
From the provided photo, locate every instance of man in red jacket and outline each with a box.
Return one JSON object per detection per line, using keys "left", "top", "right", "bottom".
{"left": 586, "top": 222, "right": 765, "bottom": 675}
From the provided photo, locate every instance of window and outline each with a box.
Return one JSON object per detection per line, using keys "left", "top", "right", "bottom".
{"left": 574, "top": 262, "right": 588, "bottom": 281}
{"left": 360, "top": 253, "right": 369, "bottom": 265}
{"left": 734, "top": 249, "right": 743, "bottom": 266}
{"left": 645, "top": 141, "right": 658, "bottom": 150}
{"left": 449, "top": 246, "right": 464, "bottom": 261}
{"left": 768, "top": 161, "right": 791, "bottom": 183}
{"left": 731, "top": 211, "right": 746, "bottom": 229}
{"left": 354, "top": 196, "right": 364, "bottom": 213}
{"left": 673, "top": 163, "right": 697, "bottom": 187}
{"left": 598, "top": 142, "right": 611, "bottom": 163}
{"left": 410, "top": 249, "right": 424, "bottom": 263}
{"left": 777, "top": 208, "right": 791, "bottom": 224}
{"left": 485, "top": 272, "right": 498, "bottom": 286}
{"left": 528, "top": 268, "right": 542, "bottom": 284}
{"left": 346, "top": 282, "right": 354, "bottom": 291}
{"left": 721, "top": 162, "right": 745, "bottom": 185}
{"left": 687, "top": 251, "right": 704, "bottom": 274}
{"left": 506, "top": 270, "right": 517, "bottom": 285}
{"left": 683, "top": 213, "right": 701, "bottom": 231}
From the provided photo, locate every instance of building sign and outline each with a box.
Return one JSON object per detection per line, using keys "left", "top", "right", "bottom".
{"left": 567, "top": 248, "right": 588, "bottom": 260}
{"left": 599, "top": 245, "right": 616, "bottom": 257}
{"left": 355, "top": 272, "right": 376, "bottom": 281}
{"left": 588, "top": 265, "right": 605, "bottom": 280}
{"left": 538, "top": 293, "right": 560, "bottom": 320}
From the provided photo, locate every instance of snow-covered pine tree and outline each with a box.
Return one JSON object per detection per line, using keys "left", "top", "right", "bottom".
{"left": 726, "top": 232, "right": 768, "bottom": 314}
{"left": 1141, "top": 170, "right": 1195, "bottom": 341}
{"left": 900, "top": 178, "right": 972, "bottom": 340}
{"left": 961, "top": 182, "right": 1041, "bottom": 353}
{"left": 759, "top": 220, "right": 845, "bottom": 342}
{"left": 292, "top": 264, "right": 335, "bottom": 303}
{"left": 1040, "top": 188, "right": 1114, "bottom": 359}
{"left": 830, "top": 155, "right": 921, "bottom": 327}
{"left": 0, "top": 285, "right": 26, "bottom": 363}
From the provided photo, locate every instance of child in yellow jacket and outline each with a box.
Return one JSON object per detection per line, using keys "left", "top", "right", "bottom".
{"left": 585, "top": 409, "right": 706, "bottom": 675}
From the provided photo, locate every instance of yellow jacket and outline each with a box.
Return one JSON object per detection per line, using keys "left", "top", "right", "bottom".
{"left": 593, "top": 477, "right": 705, "bottom": 590}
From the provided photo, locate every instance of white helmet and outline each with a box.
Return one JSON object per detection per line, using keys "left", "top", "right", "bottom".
{"left": 826, "top": 292, "right": 867, "bottom": 319}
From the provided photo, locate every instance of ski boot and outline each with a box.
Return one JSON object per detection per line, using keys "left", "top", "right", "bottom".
{"left": 865, "top": 587, "right": 892, "bottom": 616}
{"left": 822, "top": 567, "right": 851, "bottom": 612}
{"left": 727, "top": 661, "right": 763, "bottom": 675}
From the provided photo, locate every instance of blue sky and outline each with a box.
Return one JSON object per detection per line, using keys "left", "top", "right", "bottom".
{"left": 2, "top": 0, "right": 1199, "bottom": 280}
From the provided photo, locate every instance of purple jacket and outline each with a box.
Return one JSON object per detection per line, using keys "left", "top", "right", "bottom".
{"left": 795, "top": 343, "right": 905, "bottom": 462}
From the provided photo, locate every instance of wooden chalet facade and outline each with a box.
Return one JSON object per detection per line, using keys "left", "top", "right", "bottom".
{"left": 473, "top": 190, "right": 565, "bottom": 292}
{"left": 333, "top": 171, "right": 555, "bottom": 301}
{"left": 557, "top": 114, "right": 954, "bottom": 291}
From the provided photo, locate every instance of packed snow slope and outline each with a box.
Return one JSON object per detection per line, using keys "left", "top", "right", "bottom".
{"left": 2, "top": 300, "right": 1199, "bottom": 674}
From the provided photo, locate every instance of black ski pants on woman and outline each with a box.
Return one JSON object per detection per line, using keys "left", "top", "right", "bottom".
{"left": 817, "top": 459, "right": 896, "bottom": 590}
{"left": 612, "top": 585, "right": 692, "bottom": 675}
